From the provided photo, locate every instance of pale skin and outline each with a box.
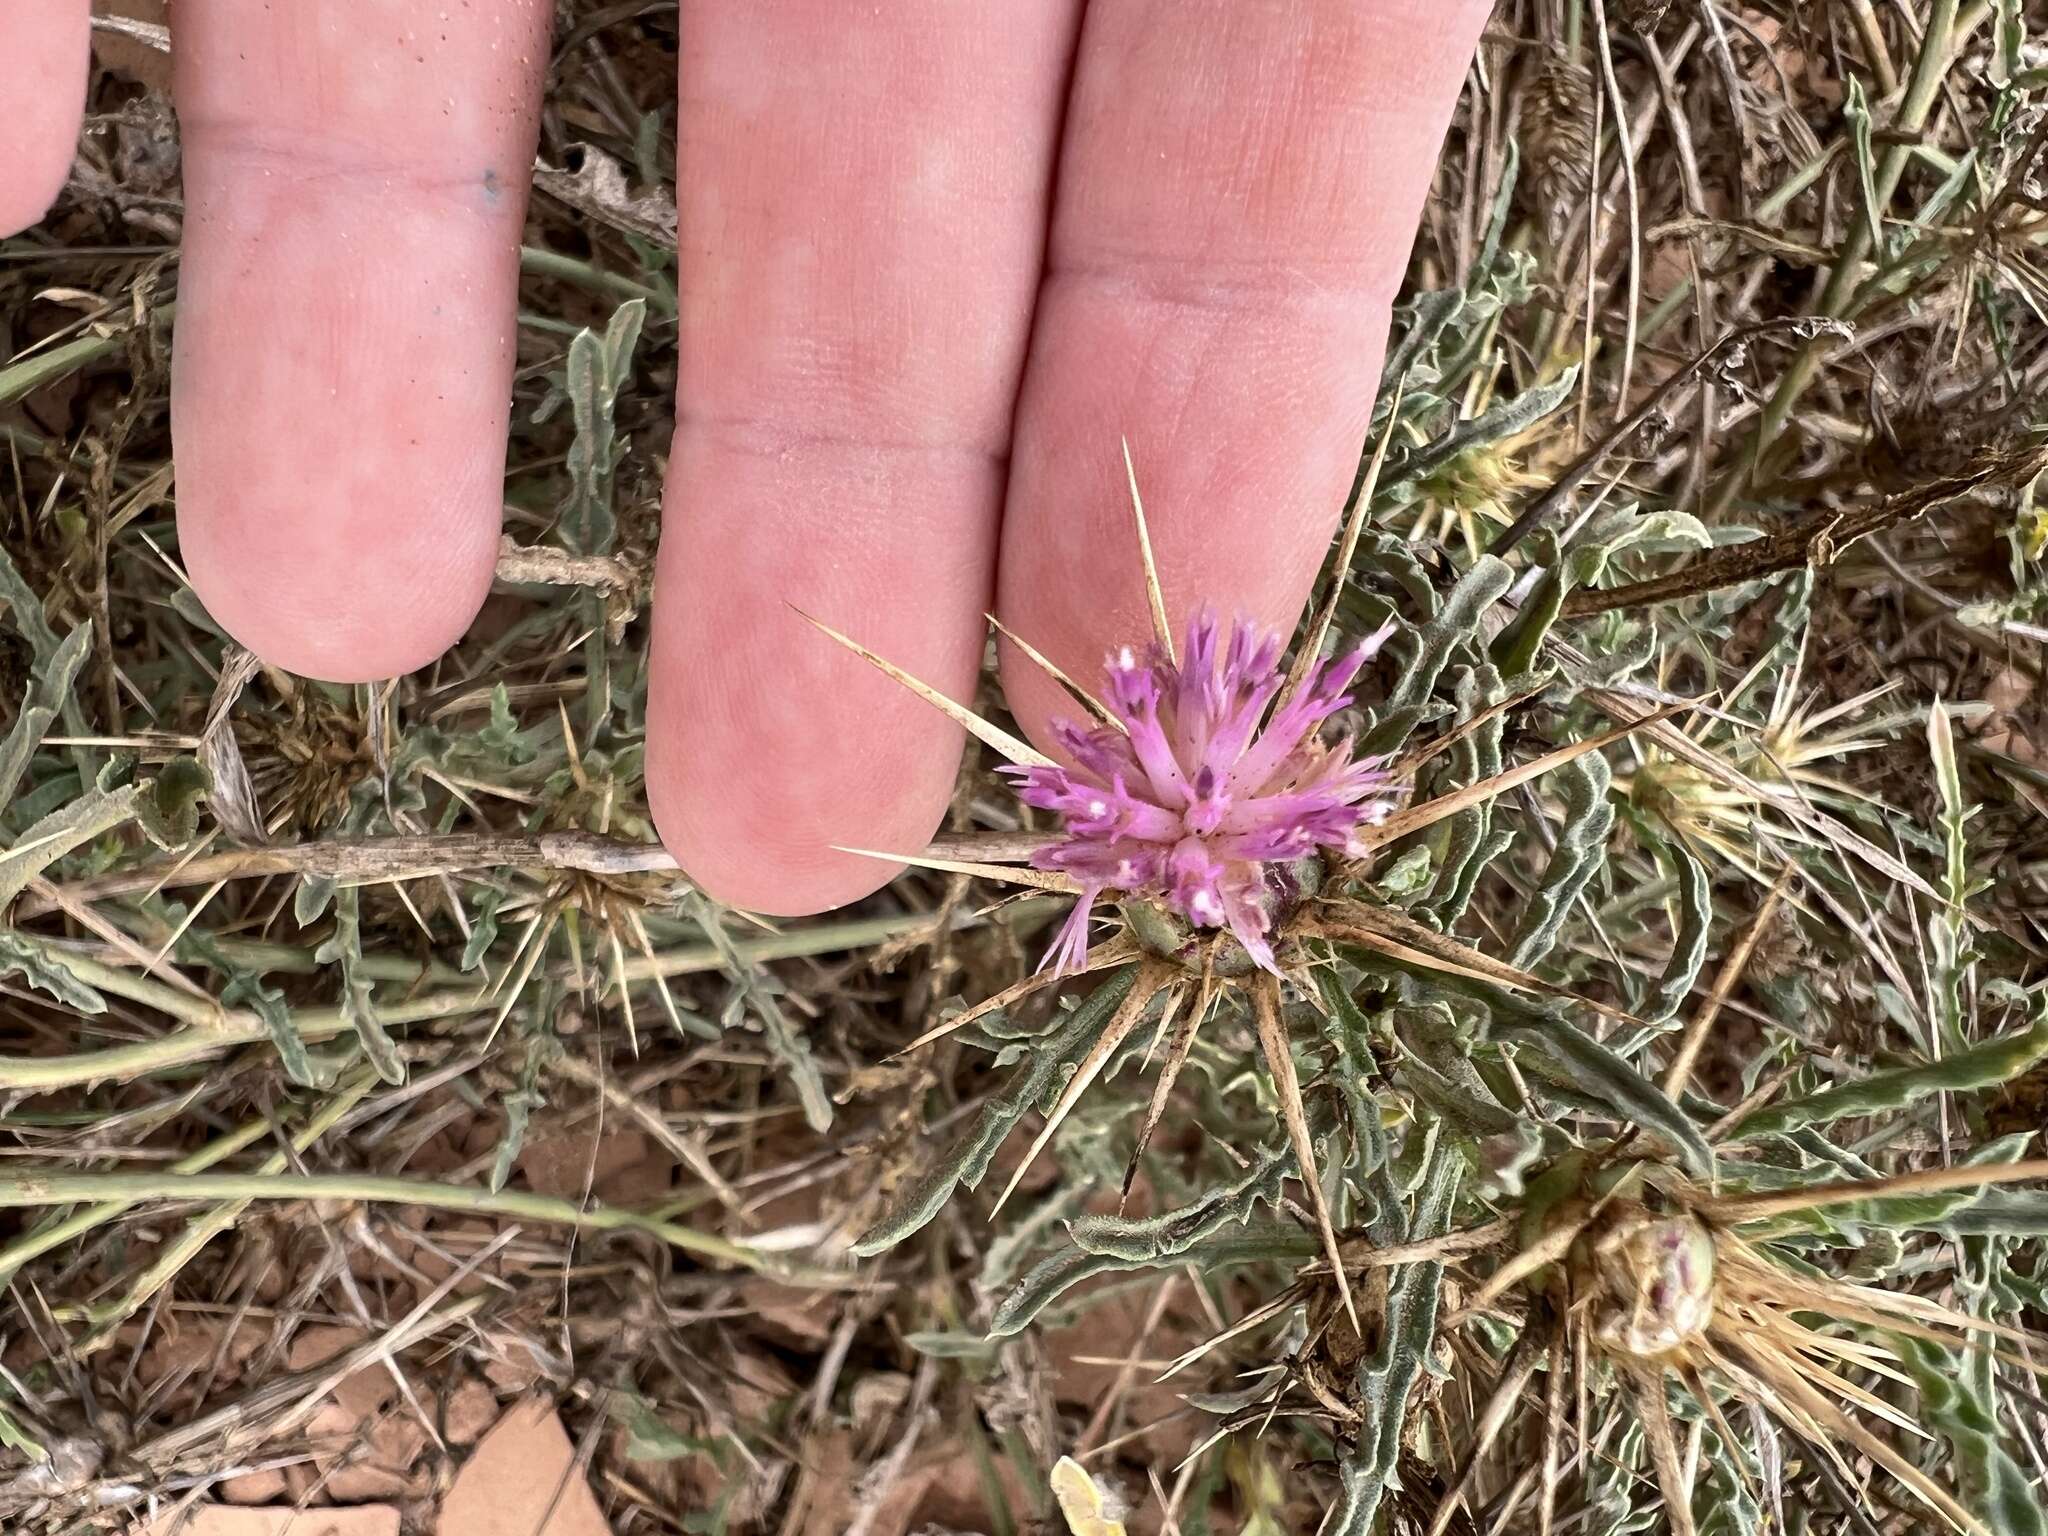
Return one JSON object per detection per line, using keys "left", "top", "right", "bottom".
{"left": 4, "top": 0, "right": 1490, "bottom": 915}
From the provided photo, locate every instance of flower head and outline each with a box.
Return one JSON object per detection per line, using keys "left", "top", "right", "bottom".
{"left": 1007, "top": 610, "right": 1399, "bottom": 974}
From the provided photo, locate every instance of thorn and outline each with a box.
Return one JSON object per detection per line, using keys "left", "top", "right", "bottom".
{"left": 1122, "top": 438, "right": 1175, "bottom": 663}
{"left": 793, "top": 605, "right": 1055, "bottom": 768}
{"left": 1253, "top": 976, "right": 1358, "bottom": 1335}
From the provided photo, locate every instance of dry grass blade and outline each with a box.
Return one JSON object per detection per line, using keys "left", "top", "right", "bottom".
{"left": 1123, "top": 984, "right": 1203, "bottom": 1205}
{"left": 1721, "top": 1239, "right": 2048, "bottom": 1360}
{"left": 833, "top": 844, "right": 1079, "bottom": 892}
{"left": 1740, "top": 1312, "right": 1925, "bottom": 1437}
{"left": 1319, "top": 902, "right": 1650, "bottom": 1029}
{"left": 796, "top": 606, "right": 1055, "bottom": 768}
{"left": 1252, "top": 975, "right": 1357, "bottom": 1333}
{"left": 989, "top": 963, "right": 1169, "bottom": 1217}
{"left": 1664, "top": 862, "right": 1797, "bottom": 1098}
{"left": 1458, "top": 1219, "right": 1586, "bottom": 1321}
{"left": 1632, "top": 1369, "right": 1698, "bottom": 1536}
{"left": 1727, "top": 1335, "right": 1986, "bottom": 1535}
{"left": 1388, "top": 684, "right": 1547, "bottom": 780}
{"left": 1702, "top": 1157, "right": 2048, "bottom": 1223}
{"left": 920, "top": 831, "right": 1056, "bottom": 864}
{"left": 1319, "top": 1217, "right": 1517, "bottom": 1275}
{"left": 988, "top": 612, "right": 1122, "bottom": 729}
{"left": 1538, "top": 1327, "right": 1567, "bottom": 1536}
{"left": 1557, "top": 657, "right": 1947, "bottom": 907}
{"left": 1162, "top": 1283, "right": 1306, "bottom": 1381}
{"left": 1357, "top": 703, "right": 1688, "bottom": 852}
{"left": 1122, "top": 437, "right": 1175, "bottom": 663}
{"left": 1426, "top": 1327, "right": 1543, "bottom": 1536}
{"left": 19, "top": 829, "right": 678, "bottom": 914}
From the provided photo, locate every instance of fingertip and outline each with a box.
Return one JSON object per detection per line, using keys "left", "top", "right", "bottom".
{"left": 0, "top": 0, "right": 90, "bottom": 238}
{"left": 646, "top": 439, "right": 996, "bottom": 918}
{"left": 645, "top": 593, "right": 969, "bottom": 918}
{"left": 647, "top": 719, "right": 956, "bottom": 918}
{"left": 178, "top": 486, "right": 498, "bottom": 683}
{"left": 167, "top": 1, "right": 548, "bottom": 685}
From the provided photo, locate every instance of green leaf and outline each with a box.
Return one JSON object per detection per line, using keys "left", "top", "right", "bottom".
{"left": 0, "top": 621, "right": 89, "bottom": 811}
{"left": 558, "top": 298, "right": 647, "bottom": 556}
{"left": 1991, "top": 0, "right": 2025, "bottom": 84}
{"left": 1373, "top": 845, "right": 1433, "bottom": 899}
{"left": 1392, "top": 1002, "right": 1518, "bottom": 1138}
{"left": 0, "top": 1392, "right": 45, "bottom": 1461}
{"left": 1562, "top": 505, "right": 1713, "bottom": 591}
{"left": 136, "top": 756, "right": 212, "bottom": 850}
{"left": 1420, "top": 665, "right": 1509, "bottom": 926}
{"left": 221, "top": 966, "right": 316, "bottom": 1088}
{"left": 1733, "top": 1017, "right": 2048, "bottom": 1141}
{"left": 1897, "top": 1334, "right": 2047, "bottom": 1536}
{"left": 1066, "top": 1145, "right": 1291, "bottom": 1263}
{"left": 462, "top": 887, "right": 505, "bottom": 973}
{"left": 690, "top": 893, "right": 833, "bottom": 1133}
{"left": 0, "top": 779, "right": 142, "bottom": 911}
{"left": 1643, "top": 838, "right": 1711, "bottom": 1025}
{"left": 903, "top": 1331, "right": 1000, "bottom": 1360}
{"left": 1386, "top": 369, "right": 1579, "bottom": 496}
{"left": 316, "top": 884, "right": 406, "bottom": 1085}
{"left": 1379, "top": 557, "right": 1516, "bottom": 721}
{"left": 614, "top": 1393, "right": 695, "bottom": 1462}
{"left": 1843, "top": 78, "right": 1884, "bottom": 254}
{"left": 990, "top": 1222, "right": 1313, "bottom": 1338}
{"left": 294, "top": 874, "right": 337, "bottom": 926}
{"left": 490, "top": 1033, "right": 553, "bottom": 1194}
{"left": 1326, "top": 1145, "right": 1461, "bottom": 1536}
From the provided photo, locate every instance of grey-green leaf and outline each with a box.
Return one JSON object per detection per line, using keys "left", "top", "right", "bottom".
{"left": 849, "top": 968, "right": 1139, "bottom": 1256}
{"left": 1733, "top": 1016, "right": 2048, "bottom": 1141}
{"left": 1498, "top": 1009, "right": 1715, "bottom": 1178}
{"left": 0, "top": 931, "right": 105, "bottom": 1012}
{"left": 1507, "top": 750, "right": 1613, "bottom": 970}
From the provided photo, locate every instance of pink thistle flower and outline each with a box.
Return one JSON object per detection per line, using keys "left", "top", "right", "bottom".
{"left": 1006, "top": 610, "right": 1400, "bottom": 976}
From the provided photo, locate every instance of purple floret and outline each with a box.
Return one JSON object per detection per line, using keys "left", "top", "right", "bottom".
{"left": 1008, "top": 610, "right": 1399, "bottom": 974}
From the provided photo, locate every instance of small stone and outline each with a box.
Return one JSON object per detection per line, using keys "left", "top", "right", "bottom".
{"left": 287, "top": 1327, "right": 396, "bottom": 1420}
{"left": 216, "top": 1468, "right": 290, "bottom": 1505}
{"left": 136, "top": 1507, "right": 399, "bottom": 1536}
{"left": 444, "top": 1379, "right": 500, "bottom": 1445}
{"left": 438, "top": 1398, "right": 610, "bottom": 1536}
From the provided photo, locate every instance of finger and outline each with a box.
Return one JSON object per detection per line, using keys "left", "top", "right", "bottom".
{"left": 171, "top": 1, "right": 550, "bottom": 682}
{"left": 997, "top": 0, "right": 1488, "bottom": 740}
{"left": 0, "top": 0, "right": 90, "bottom": 236}
{"left": 648, "top": 1, "right": 1080, "bottom": 915}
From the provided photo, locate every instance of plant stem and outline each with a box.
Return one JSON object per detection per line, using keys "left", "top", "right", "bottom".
{"left": 518, "top": 245, "right": 674, "bottom": 315}
{"left": 72, "top": 1070, "right": 382, "bottom": 1347}
{"left": 1, "top": 911, "right": 935, "bottom": 1091}
{"left": 0, "top": 1168, "right": 780, "bottom": 1274}
{"left": 1712, "top": 0, "right": 1962, "bottom": 513}
{"left": 0, "top": 305, "right": 176, "bottom": 406}
{"left": 0, "top": 1107, "right": 272, "bottom": 1282}
{"left": 1561, "top": 434, "right": 2044, "bottom": 618}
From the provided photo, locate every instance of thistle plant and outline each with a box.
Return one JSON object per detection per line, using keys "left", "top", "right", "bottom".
{"left": 832, "top": 415, "right": 2048, "bottom": 1534}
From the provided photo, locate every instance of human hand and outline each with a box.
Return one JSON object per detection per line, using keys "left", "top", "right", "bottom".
{"left": 5, "top": 0, "right": 1488, "bottom": 915}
